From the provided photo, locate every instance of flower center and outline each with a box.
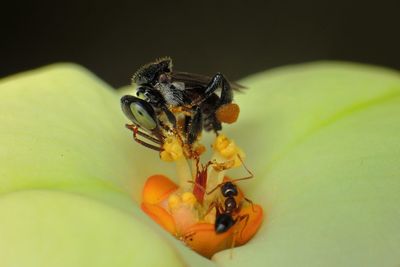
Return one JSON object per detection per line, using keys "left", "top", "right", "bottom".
{"left": 140, "top": 132, "right": 263, "bottom": 258}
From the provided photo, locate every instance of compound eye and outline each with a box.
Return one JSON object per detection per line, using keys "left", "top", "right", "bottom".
{"left": 129, "top": 102, "right": 157, "bottom": 130}
{"left": 121, "top": 95, "right": 157, "bottom": 131}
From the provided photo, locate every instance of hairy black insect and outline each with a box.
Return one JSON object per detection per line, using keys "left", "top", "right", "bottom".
{"left": 121, "top": 57, "right": 243, "bottom": 151}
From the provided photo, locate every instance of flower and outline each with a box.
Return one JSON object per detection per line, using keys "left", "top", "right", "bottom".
{"left": 141, "top": 132, "right": 263, "bottom": 258}
{"left": 0, "top": 62, "right": 400, "bottom": 266}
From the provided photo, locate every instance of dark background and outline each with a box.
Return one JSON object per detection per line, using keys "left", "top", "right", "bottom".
{"left": 1, "top": 0, "right": 399, "bottom": 87}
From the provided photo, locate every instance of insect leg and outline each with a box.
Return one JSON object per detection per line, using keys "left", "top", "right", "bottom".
{"left": 203, "top": 200, "right": 219, "bottom": 218}
{"left": 125, "top": 124, "right": 162, "bottom": 144}
{"left": 243, "top": 197, "right": 255, "bottom": 212}
{"left": 202, "top": 73, "right": 233, "bottom": 106}
{"left": 231, "top": 154, "right": 254, "bottom": 182}
{"left": 186, "top": 106, "right": 203, "bottom": 144}
{"left": 230, "top": 230, "right": 238, "bottom": 259}
{"left": 125, "top": 124, "right": 163, "bottom": 151}
{"left": 228, "top": 214, "right": 249, "bottom": 259}
{"left": 235, "top": 213, "right": 250, "bottom": 241}
{"left": 161, "top": 105, "right": 177, "bottom": 127}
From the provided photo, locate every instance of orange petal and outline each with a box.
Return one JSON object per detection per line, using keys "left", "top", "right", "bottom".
{"left": 181, "top": 223, "right": 233, "bottom": 258}
{"left": 142, "top": 174, "right": 178, "bottom": 204}
{"left": 235, "top": 204, "right": 264, "bottom": 246}
{"left": 181, "top": 204, "right": 264, "bottom": 258}
{"left": 141, "top": 202, "right": 177, "bottom": 235}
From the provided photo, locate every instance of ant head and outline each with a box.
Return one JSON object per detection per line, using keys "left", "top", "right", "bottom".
{"left": 221, "top": 181, "right": 238, "bottom": 198}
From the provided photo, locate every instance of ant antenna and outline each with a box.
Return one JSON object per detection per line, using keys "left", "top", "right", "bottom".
{"left": 206, "top": 155, "right": 254, "bottom": 195}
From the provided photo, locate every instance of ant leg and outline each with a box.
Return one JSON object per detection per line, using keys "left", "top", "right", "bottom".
{"left": 227, "top": 214, "right": 250, "bottom": 259}
{"left": 196, "top": 155, "right": 253, "bottom": 190}
{"left": 230, "top": 154, "right": 254, "bottom": 183}
{"left": 203, "top": 201, "right": 219, "bottom": 218}
{"left": 186, "top": 180, "right": 206, "bottom": 194}
{"left": 230, "top": 229, "right": 238, "bottom": 259}
{"left": 244, "top": 197, "right": 255, "bottom": 212}
{"left": 186, "top": 106, "right": 203, "bottom": 144}
{"left": 206, "top": 183, "right": 223, "bottom": 195}
{"left": 236, "top": 213, "right": 250, "bottom": 241}
{"left": 231, "top": 156, "right": 255, "bottom": 211}
{"left": 197, "top": 200, "right": 223, "bottom": 220}
{"left": 200, "top": 73, "right": 233, "bottom": 106}
{"left": 125, "top": 124, "right": 163, "bottom": 151}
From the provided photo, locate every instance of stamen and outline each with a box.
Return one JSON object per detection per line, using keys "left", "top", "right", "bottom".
{"left": 182, "top": 192, "right": 197, "bottom": 206}
{"left": 139, "top": 134, "right": 264, "bottom": 258}
{"left": 204, "top": 134, "right": 245, "bottom": 193}
{"left": 212, "top": 134, "right": 245, "bottom": 167}
{"left": 160, "top": 136, "right": 184, "bottom": 161}
{"left": 176, "top": 158, "right": 193, "bottom": 191}
{"left": 159, "top": 135, "right": 194, "bottom": 191}
{"left": 168, "top": 194, "right": 181, "bottom": 211}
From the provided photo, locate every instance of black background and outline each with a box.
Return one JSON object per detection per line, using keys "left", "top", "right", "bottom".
{"left": 1, "top": 0, "right": 399, "bottom": 87}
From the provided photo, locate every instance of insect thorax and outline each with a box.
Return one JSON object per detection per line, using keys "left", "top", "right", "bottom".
{"left": 155, "top": 82, "right": 186, "bottom": 106}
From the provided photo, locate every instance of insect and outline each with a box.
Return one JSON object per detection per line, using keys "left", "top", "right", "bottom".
{"left": 121, "top": 57, "right": 244, "bottom": 151}
{"left": 208, "top": 179, "right": 254, "bottom": 234}
{"left": 189, "top": 155, "right": 254, "bottom": 234}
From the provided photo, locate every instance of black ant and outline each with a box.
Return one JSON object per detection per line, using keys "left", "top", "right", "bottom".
{"left": 190, "top": 155, "right": 254, "bottom": 234}
{"left": 207, "top": 176, "right": 254, "bottom": 234}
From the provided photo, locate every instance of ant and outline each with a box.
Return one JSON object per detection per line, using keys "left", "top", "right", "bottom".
{"left": 183, "top": 156, "right": 255, "bottom": 258}
{"left": 207, "top": 173, "right": 254, "bottom": 234}
{"left": 190, "top": 155, "right": 255, "bottom": 234}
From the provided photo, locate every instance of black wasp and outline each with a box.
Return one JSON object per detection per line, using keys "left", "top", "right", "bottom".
{"left": 121, "top": 57, "right": 244, "bottom": 151}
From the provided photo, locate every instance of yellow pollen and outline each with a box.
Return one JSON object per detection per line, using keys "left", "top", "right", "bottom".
{"left": 160, "top": 136, "right": 184, "bottom": 161}
{"left": 212, "top": 160, "right": 235, "bottom": 171}
{"left": 212, "top": 134, "right": 245, "bottom": 167}
{"left": 213, "top": 134, "right": 236, "bottom": 158}
{"left": 181, "top": 192, "right": 197, "bottom": 206}
{"left": 168, "top": 194, "right": 181, "bottom": 210}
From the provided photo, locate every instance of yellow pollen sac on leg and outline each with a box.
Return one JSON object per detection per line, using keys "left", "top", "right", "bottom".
{"left": 216, "top": 103, "right": 240, "bottom": 124}
{"left": 212, "top": 134, "right": 245, "bottom": 167}
{"left": 160, "top": 136, "right": 184, "bottom": 162}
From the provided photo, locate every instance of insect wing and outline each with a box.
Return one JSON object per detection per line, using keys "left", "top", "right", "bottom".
{"left": 172, "top": 71, "right": 245, "bottom": 91}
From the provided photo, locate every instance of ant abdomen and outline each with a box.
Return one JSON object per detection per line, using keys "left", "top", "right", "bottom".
{"left": 215, "top": 213, "right": 235, "bottom": 233}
